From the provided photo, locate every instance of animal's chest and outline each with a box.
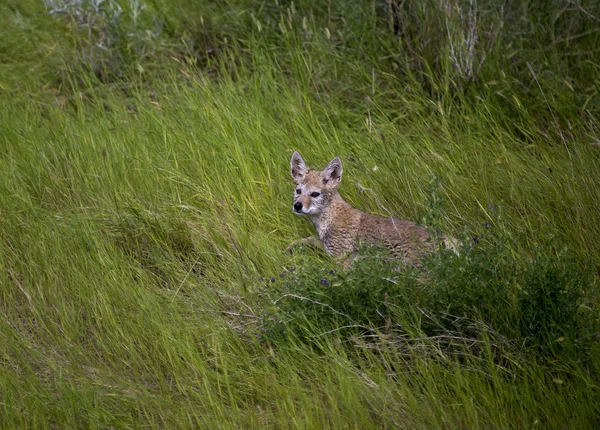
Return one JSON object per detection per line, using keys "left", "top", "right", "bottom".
{"left": 317, "top": 218, "right": 358, "bottom": 256}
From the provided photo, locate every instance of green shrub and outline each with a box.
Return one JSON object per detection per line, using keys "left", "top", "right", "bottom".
{"left": 263, "top": 239, "right": 599, "bottom": 365}
{"left": 518, "top": 252, "right": 599, "bottom": 358}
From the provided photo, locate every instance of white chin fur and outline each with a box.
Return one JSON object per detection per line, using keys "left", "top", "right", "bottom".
{"left": 293, "top": 207, "right": 318, "bottom": 216}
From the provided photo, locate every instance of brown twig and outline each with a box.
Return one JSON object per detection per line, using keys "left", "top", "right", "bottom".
{"left": 566, "top": 0, "right": 600, "bottom": 22}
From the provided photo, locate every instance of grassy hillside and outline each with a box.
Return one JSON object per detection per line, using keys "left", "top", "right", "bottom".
{"left": 1, "top": 0, "right": 599, "bottom": 427}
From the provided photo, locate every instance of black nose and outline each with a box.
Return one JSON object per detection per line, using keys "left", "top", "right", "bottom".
{"left": 294, "top": 202, "right": 303, "bottom": 212}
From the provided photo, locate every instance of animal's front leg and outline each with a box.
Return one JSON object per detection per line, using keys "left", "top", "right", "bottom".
{"left": 287, "top": 236, "right": 324, "bottom": 253}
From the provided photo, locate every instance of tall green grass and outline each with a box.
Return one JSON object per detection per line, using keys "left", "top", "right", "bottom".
{"left": 1, "top": 0, "right": 599, "bottom": 427}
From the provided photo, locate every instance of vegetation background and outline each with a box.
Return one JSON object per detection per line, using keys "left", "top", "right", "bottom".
{"left": 1, "top": 0, "right": 599, "bottom": 427}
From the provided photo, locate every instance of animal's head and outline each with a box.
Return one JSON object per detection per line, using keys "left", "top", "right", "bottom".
{"left": 290, "top": 151, "right": 343, "bottom": 216}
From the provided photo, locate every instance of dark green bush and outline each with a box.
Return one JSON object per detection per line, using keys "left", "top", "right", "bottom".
{"left": 518, "top": 252, "right": 598, "bottom": 358}
{"left": 269, "top": 246, "right": 418, "bottom": 329}
{"left": 263, "top": 240, "right": 599, "bottom": 365}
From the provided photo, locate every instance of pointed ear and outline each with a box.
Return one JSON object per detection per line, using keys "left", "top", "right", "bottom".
{"left": 322, "top": 156, "right": 343, "bottom": 187}
{"left": 290, "top": 151, "right": 308, "bottom": 183}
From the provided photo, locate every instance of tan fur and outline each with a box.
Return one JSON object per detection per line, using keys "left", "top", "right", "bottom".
{"left": 290, "top": 151, "right": 455, "bottom": 264}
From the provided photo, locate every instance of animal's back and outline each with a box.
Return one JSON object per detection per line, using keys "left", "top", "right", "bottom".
{"left": 356, "top": 212, "right": 434, "bottom": 262}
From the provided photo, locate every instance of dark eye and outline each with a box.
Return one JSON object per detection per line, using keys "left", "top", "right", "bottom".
{"left": 311, "top": 192, "right": 321, "bottom": 198}
{"left": 296, "top": 189, "right": 301, "bottom": 195}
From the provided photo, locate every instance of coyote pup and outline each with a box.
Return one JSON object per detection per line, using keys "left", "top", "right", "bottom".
{"left": 290, "top": 151, "right": 454, "bottom": 264}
